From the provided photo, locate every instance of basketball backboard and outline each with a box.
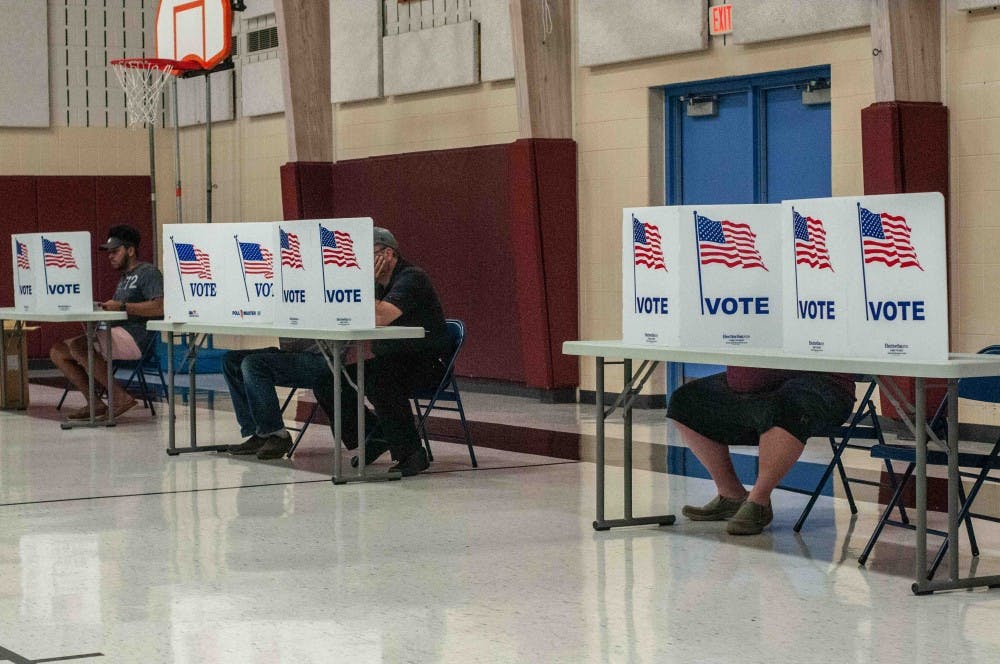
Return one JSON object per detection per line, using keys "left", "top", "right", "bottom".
{"left": 156, "top": 0, "right": 233, "bottom": 70}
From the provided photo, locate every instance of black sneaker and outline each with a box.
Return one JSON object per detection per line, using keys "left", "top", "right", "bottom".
{"left": 391, "top": 447, "right": 430, "bottom": 477}
{"left": 228, "top": 435, "right": 267, "bottom": 455}
{"left": 255, "top": 434, "right": 293, "bottom": 460}
{"left": 350, "top": 437, "right": 390, "bottom": 468}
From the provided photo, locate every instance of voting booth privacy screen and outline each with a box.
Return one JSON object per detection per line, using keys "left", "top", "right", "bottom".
{"left": 624, "top": 204, "right": 783, "bottom": 351}
{"left": 163, "top": 220, "right": 375, "bottom": 329}
{"left": 164, "top": 223, "right": 278, "bottom": 324}
{"left": 781, "top": 193, "right": 947, "bottom": 361}
{"left": 622, "top": 192, "right": 948, "bottom": 360}
{"left": 10, "top": 232, "right": 93, "bottom": 313}
{"left": 274, "top": 219, "right": 375, "bottom": 329}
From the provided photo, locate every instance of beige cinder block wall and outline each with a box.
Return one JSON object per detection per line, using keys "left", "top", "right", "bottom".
{"left": 575, "top": 28, "right": 875, "bottom": 396}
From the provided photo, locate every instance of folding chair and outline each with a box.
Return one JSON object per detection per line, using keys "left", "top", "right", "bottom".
{"left": 777, "top": 376, "right": 908, "bottom": 533}
{"left": 411, "top": 319, "right": 477, "bottom": 467}
{"left": 282, "top": 387, "right": 320, "bottom": 458}
{"left": 56, "top": 332, "right": 165, "bottom": 415}
{"left": 117, "top": 334, "right": 168, "bottom": 415}
{"left": 857, "top": 345, "right": 1000, "bottom": 579}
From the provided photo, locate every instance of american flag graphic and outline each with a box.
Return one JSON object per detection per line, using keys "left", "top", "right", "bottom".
{"left": 696, "top": 214, "right": 767, "bottom": 270}
{"left": 15, "top": 240, "right": 30, "bottom": 270}
{"left": 174, "top": 242, "right": 213, "bottom": 280}
{"left": 632, "top": 215, "right": 667, "bottom": 271}
{"left": 42, "top": 238, "right": 79, "bottom": 269}
{"left": 859, "top": 206, "right": 923, "bottom": 270}
{"left": 238, "top": 241, "right": 274, "bottom": 279}
{"left": 793, "top": 210, "right": 833, "bottom": 271}
{"left": 319, "top": 225, "right": 360, "bottom": 269}
{"left": 280, "top": 229, "right": 304, "bottom": 269}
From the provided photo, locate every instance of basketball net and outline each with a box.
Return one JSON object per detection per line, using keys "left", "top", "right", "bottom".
{"left": 111, "top": 58, "right": 194, "bottom": 128}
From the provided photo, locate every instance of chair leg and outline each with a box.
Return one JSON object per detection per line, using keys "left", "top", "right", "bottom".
{"left": 57, "top": 382, "right": 71, "bottom": 410}
{"left": 452, "top": 389, "right": 477, "bottom": 468}
{"left": 858, "top": 462, "right": 914, "bottom": 566}
{"left": 793, "top": 436, "right": 850, "bottom": 533}
{"left": 412, "top": 400, "right": 434, "bottom": 462}
{"left": 287, "top": 401, "right": 318, "bottom": 458}
{"left": 882, "top": 459, "right": 910, "bottom": 525}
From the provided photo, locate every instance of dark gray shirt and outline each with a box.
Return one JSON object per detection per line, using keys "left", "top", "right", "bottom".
{"left": 111, "top": 262, "right": 163, "bottom": 348}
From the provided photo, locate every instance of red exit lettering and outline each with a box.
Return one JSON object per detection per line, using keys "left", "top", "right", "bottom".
{"left": 710, "top": 4, "right": 733, "bottom": 36}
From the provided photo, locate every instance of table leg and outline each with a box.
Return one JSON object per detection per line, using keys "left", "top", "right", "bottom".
{"left": 592, "top": 356, "right": 675, "bottom": 531}
{"left": 165, "top": 332, "right": 227, "bottom": 455}
{"left": 167, "top": 332, "right": 177, "bottom": 454}
{"left": 913, "top": 377, "right": 928, "bottom": 592}
{"left": 594, "top": 356, "right": 606, "bottom": 529}
{"left": 60, "top": 321, "right": 102, "bottom": 430}
{"left": 325, "top": 341, "right": 399, "bottom": 484}
{"left": 105, "top": 322, "right": 116, "bottom": 427}
{"left": 947, "top": 378, "right": 960, "bottom": 581}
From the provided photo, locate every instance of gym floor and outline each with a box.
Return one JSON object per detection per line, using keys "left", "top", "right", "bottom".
{"left": 0, "top": 384, "right": 998, "bottom": 662}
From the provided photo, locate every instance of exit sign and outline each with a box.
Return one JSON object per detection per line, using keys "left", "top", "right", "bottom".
{"left": 710, "top": 4, "right": 733, "bottom": 36}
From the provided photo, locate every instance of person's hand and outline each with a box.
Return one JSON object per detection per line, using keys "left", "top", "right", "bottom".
{"left": 374, "top": 251, "right": 391, "bottom": 284}
{"left": 100, "top": 300, "right": 124, "bottom": 312}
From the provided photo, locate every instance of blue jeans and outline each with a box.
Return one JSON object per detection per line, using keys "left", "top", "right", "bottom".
{"left": 222, "top": 348, "right": 341, "bottom": 438}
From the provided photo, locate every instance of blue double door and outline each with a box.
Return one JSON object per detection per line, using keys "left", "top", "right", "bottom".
{"left": 664, "top": 66, "right": 831, "bottom": 391}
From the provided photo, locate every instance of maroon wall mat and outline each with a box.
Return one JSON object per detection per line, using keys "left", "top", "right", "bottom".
{"left": 861, "top": 101, "right": 950, "bottom": 419}
{"left": 1, "top": 178, "right": 38, "bottom": 309}
{"left": 280, "top": 140, "right": 580, "bottom": 391}
{"left": 1, "top": 176, "right": 152, "bottom": 358}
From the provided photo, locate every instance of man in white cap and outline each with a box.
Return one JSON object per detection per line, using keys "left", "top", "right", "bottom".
{"left": 50, "top": 224, "right": 164, "bottom": 420}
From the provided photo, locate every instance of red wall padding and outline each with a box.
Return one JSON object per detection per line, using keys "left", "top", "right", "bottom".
{"left": 280, "top": 140, "right": 579, "bottom": 390}
{"left": 0, "top": 178, "right": 38, "bottom": 310}
{"left": 1, "top": 176, "right": 152, "bottom": 358}
{"left": 861, "top": 101, "right": 950, "bottom": 418}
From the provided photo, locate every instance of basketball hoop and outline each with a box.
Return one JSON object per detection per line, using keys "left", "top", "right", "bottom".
{"left": 110, "top": 58, "right": 199, "bottom": 128}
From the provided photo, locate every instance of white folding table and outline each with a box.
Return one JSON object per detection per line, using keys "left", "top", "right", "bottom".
{"left": 0, "top": 308, "right": 128, "bottom": 428}
{"left": 563, "top": 340, "right": 1000, "bottom": 595}
{"left": 147, "top": 321, "right": 425, "bottom": 484}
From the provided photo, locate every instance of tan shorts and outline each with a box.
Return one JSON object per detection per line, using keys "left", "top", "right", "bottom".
{"left": 94, "top": 326, "right": 142, "bottom": 361}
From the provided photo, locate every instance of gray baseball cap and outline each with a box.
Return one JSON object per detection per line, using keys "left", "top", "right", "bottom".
{"left": 373, "top": 227, "right": 399, "bottom": 252}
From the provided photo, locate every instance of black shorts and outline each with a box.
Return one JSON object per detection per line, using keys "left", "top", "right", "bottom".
{"left": 666, "top": 372, "right": 856, "bottom": 446}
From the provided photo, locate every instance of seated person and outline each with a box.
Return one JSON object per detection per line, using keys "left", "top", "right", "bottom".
{"left": 338, "top": 227, "right": 450, "bottom": 477}
{"left": 224, "top": 228, "right": 447, "bottom": 473}
{"left": 50, "top": 224, "right": 164, "bottom": 420}
{"left": 667, "top": 368, "right": 855, "bottom": 535}
{"left": 222, "top": 338, "right": 374, "bottom": 460}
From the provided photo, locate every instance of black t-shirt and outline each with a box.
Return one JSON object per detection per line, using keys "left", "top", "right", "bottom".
{"left": 374, "top": 257, "right": 449, "bottom": 358}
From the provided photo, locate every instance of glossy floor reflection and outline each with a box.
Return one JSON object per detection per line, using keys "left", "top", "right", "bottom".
{"left": 0, "top": 385, "right": 999, "bottom": 662}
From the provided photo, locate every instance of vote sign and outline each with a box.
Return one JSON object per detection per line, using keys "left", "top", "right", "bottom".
{"left": 274, "top": 219, "right": 375, "bottom": 329}
{"left": 677, "top": 204, "right": 783, "bottom": 349}
{"left": 622, "top": 207, "right": 682, "bottom": 346}
{"left": 163, "top": 222, "right": 278, "bottom": 324}
{"left": 10, "top": 232, "right": 92, "bottom": 313}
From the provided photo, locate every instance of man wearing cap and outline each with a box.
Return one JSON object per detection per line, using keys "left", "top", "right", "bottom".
{"left": 225, "top": 227, "right": 448, "bottom": 477}
{"left": 50, "top": 224, "right": 164, "bottom": 420}
{"left": 342, "top": 226, "right": 450, "bottom": 476}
